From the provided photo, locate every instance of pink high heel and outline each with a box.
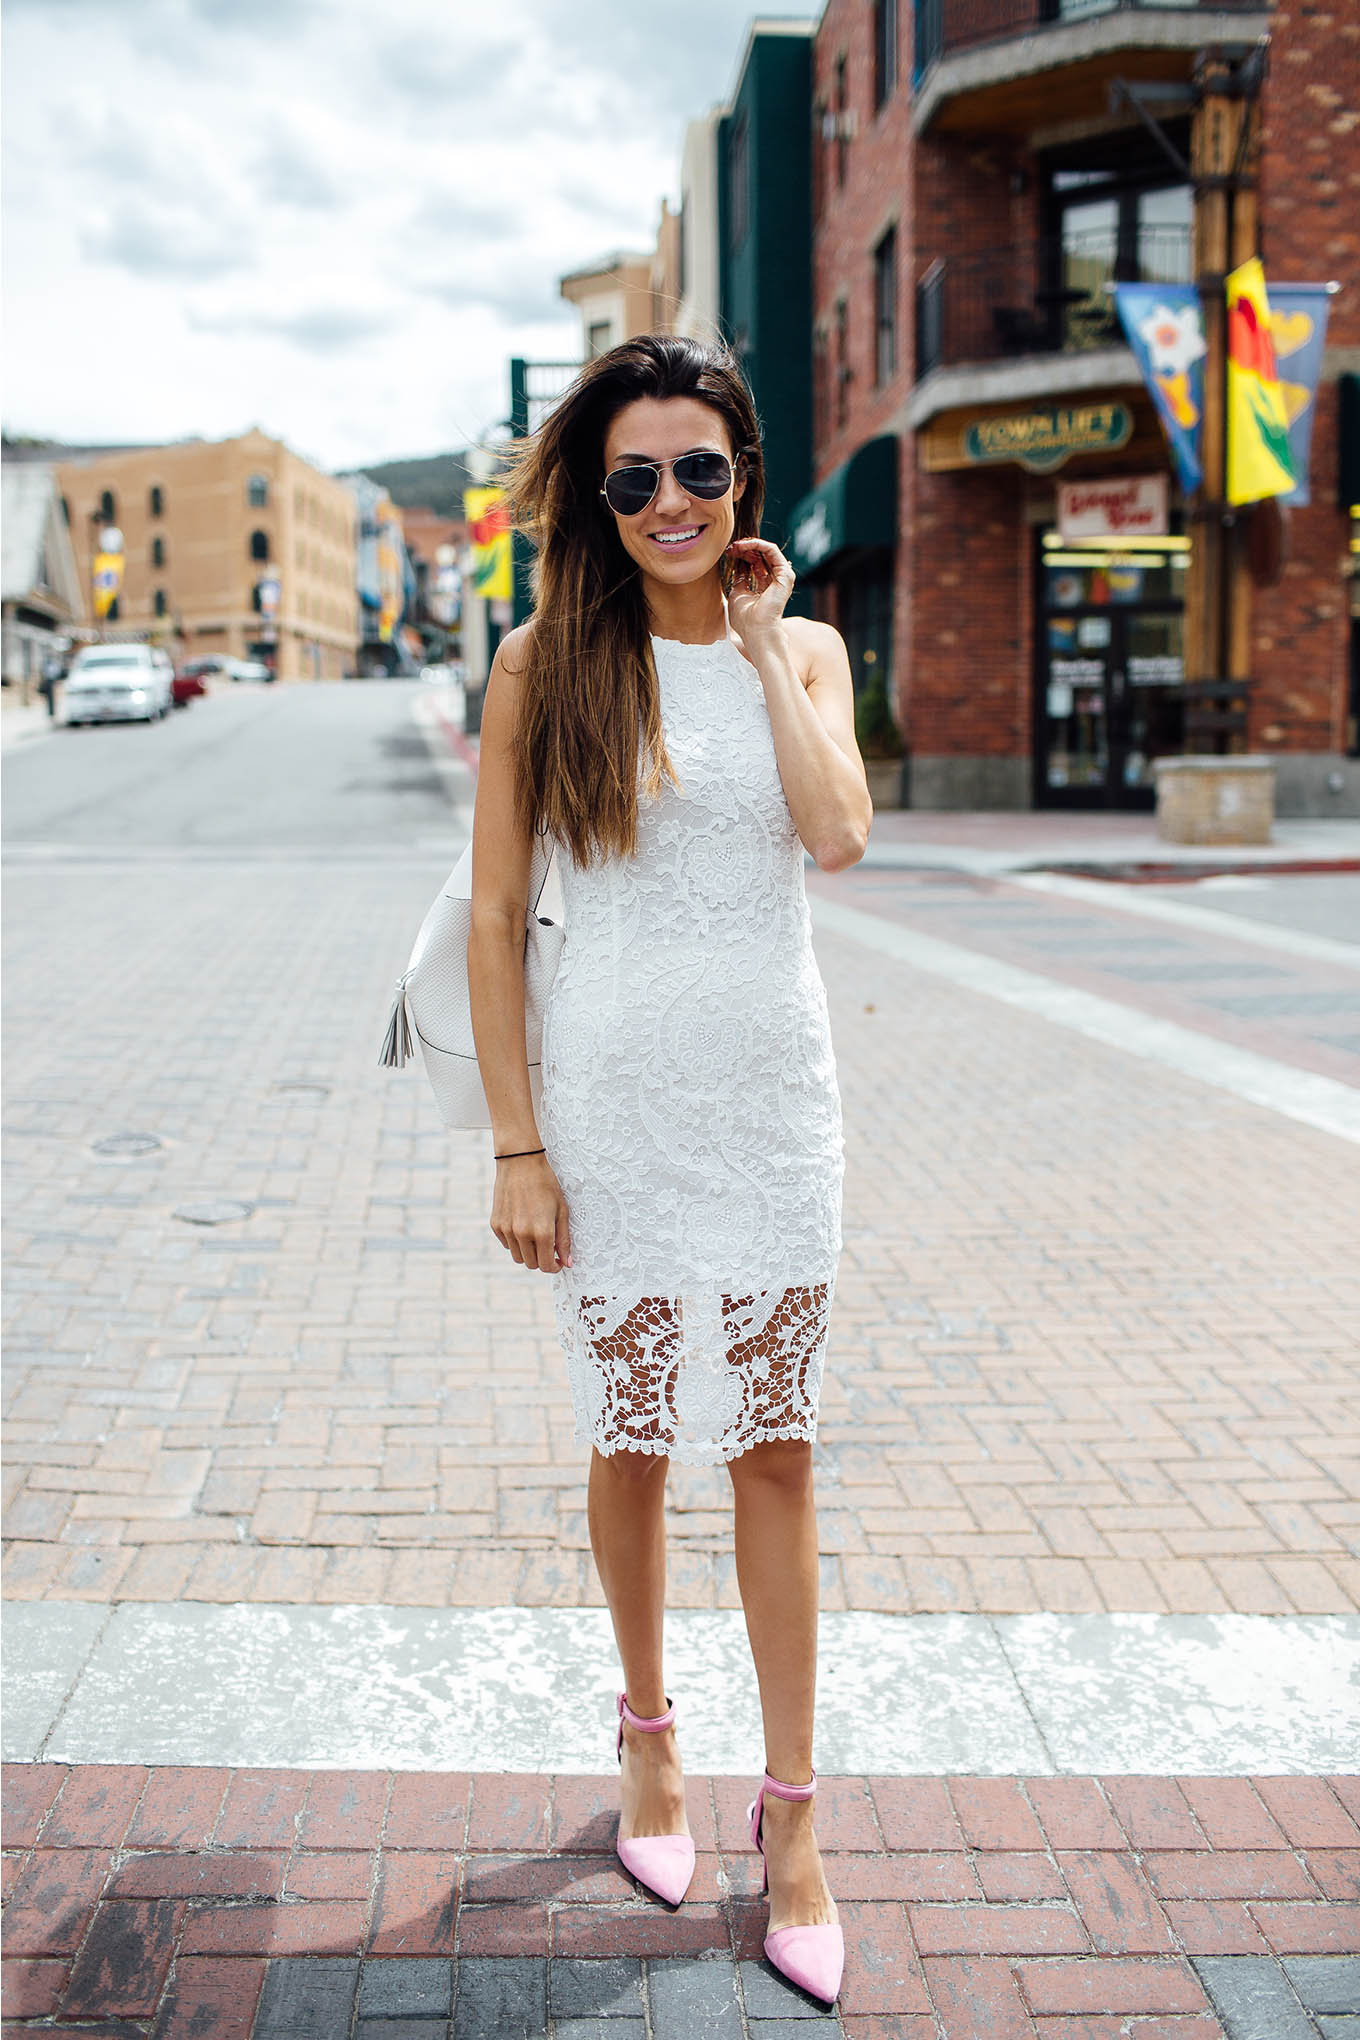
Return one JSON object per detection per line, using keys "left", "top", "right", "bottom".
{"left": 748, "top": 1769, "right": 844, "bottom": 2005}
{"left": 614, "top": 1693, "right": 696, "bottom": 1907}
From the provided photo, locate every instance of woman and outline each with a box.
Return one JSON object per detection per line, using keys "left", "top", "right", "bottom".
{"left": 467, "top": 334, "right": 871, "bottom": 2004}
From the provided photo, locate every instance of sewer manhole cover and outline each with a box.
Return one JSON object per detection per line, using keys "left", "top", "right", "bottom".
{"left": 92, "top": 1133, "right": 163, "bottom": 1157}
{"left": 271, "top": 1081, "right": 330, "bottom": 1097}
{"left": 173, "top": 1199, "right": 255, "bottom": 1226}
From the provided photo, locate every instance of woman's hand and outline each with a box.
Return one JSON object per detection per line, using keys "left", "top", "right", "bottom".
{"left": 490, "top": 1153, "right": 573, "bottom": 1273}
{"left": 725, "top": 538, "right": 795, "bottom": 643}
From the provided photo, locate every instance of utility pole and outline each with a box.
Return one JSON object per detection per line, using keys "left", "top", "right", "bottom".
{"left": 1182, "top": 43, "right": 1267, "bottom": 755}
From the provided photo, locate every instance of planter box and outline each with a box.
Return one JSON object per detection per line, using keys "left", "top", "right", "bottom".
{"left": 864, "top": 757, "right": 906, "bottom": 810}
{"left": 1153, "top": 756, "right": 1275, "bottom": 846}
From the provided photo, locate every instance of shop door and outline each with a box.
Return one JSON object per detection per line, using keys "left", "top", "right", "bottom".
{"left": 1037, "top": 530, "right": 1186, "bottom": 809}
{"left": 1039, "top": 609, "right": 1186, "bottom": 808}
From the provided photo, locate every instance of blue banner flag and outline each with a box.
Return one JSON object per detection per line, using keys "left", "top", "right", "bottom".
{"left": 1114, "top": 284, "right": 1207, "bottom": 495}
{"left": 1265, "top": 284, "right": 1332, "bottom": 507}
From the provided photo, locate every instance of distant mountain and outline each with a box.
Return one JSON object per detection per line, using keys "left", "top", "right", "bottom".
{"left": 355, "top": 450, "right": 476, "bottom": 521}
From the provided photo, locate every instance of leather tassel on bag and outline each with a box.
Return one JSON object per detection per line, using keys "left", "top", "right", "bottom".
{"left": 376, "top": 831, "right": 562, "bottom": 1129}
{"left": 378, "top": 974, "right": 414, "bottom": 1069}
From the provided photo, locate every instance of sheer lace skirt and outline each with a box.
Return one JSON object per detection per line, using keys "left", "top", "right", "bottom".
{"left": 555, "top": 1279, "right": 833, "bottom": 1465}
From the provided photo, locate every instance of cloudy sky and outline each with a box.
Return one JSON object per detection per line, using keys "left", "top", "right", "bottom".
{"left": 2, "top": 0, "right": 818, "bottom": 470}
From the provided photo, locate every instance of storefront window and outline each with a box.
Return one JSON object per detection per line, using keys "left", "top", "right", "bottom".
{"left": 1037, "top": 525, "right": 1186, "bottom": 807}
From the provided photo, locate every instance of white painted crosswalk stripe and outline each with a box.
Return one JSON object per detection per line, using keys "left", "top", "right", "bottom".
{"left": 4, "top": 1603, "right": 1355, "bottom": 1776}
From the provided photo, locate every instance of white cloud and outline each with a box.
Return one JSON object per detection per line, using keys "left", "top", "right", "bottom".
{"left": 1, "top": 0, "right": 819, "bottom": 468}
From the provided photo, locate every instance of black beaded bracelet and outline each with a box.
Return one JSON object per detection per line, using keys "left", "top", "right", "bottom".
{"left": 494, "top": 1146, "right": 546, "bottom": 1161}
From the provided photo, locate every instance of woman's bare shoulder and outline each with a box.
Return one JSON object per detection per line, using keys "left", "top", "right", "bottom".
{"left": 492, "top": 618, "right": 537, "bottom": 680}
{"left": 782, "top": 614, "right": 849, "bottom": 682}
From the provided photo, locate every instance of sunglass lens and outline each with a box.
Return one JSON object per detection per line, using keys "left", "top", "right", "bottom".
{"left": 674, "top": 452, "right": 733, "bottom": 497}
{"left": 604, "top": 466, "right": 659, "bottom": 515}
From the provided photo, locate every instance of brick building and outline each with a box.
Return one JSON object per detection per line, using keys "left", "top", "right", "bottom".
{"left": 788, "top": 0, "right": 1359, "bottom": 813}
{"left": 57, "top": 430, "right": 359, "bottom": 682}
{"left": 398, "top": 504, "right": 466, "bottom": 663}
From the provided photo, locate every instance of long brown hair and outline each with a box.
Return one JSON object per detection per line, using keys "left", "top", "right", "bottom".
{"left": 504, "top": 333, "right": 765, "bottom": 865}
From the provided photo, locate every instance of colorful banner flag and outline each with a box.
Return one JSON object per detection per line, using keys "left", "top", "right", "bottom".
{"left": 92, "top": 551, "right": 123, "bottom": 619}
{"left": 1226, "top": 258, "right": 1298, "bottom": 505}
{"left": 464, "top": 487, "right": 512, "bottom": 603}
{"left": 1114, "top": 283, "right": 1207, "bottom": 495}
{"left": 1263, "top": 283, "right": 1331, "bottom": 507}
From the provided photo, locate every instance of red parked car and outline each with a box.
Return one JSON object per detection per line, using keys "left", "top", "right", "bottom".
{"left": 172, "top": 657, "right": 221, "bottom": 706}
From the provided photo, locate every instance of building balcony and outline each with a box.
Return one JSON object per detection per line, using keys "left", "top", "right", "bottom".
{"left": 916, "top": 225, "right": 1185, "bottom": 366}
{"left": 909, "top": 228, "right": 1188, "bottom": 422}
{"left": 912, "top": 0, "right": 1271, "bottom": 136}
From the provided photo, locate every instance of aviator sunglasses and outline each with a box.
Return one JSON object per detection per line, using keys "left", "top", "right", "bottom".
{"left": 600, "top": 448, "right": 743, "bottom": 518}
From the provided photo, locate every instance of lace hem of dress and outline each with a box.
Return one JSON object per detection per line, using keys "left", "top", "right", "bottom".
{"left": 579, "top": 1416, "right": 818, "bottom": 1468}
{"left": 555, "top": 1279, "right": 833, "bottom": 1468}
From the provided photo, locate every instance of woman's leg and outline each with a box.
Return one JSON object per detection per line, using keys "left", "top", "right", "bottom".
{"left": 728, "top": 1439, "right": 836, "bottom": 1931}
{"left": 588, "top": 1445, "right": 689, "bottom": 1842}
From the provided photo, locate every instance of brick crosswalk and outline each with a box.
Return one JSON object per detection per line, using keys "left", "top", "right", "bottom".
{"left": 3, "top": 858, "right": 1358, "bottom": 1619}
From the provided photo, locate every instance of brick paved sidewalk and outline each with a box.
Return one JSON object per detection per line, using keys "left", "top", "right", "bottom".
{"left": 4, "top": 1763, "right": 1358, "bottom": 2034}
{"left": 3, "top": 858, "right": 1358, "bottom": 1618}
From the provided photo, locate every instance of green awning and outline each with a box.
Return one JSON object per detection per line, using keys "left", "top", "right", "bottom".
{"left": 785, "top": 436, "right": 898, "bottom": 580}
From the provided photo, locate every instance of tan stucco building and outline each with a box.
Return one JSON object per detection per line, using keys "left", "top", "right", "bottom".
{"left": 56, "top": 429, "right": 359, "bottom": 680}
{"left": 559, "top": 201, "right": 682, "bottom": 359}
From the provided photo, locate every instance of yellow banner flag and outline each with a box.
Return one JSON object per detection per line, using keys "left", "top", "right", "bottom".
{"left": 464, "top": 487, "right": 512, "bottom": 603}
{"left": 1226, "top": 258, "right": 1298, "bottom": 505}
{"left": 92, "top": 552, "right": 124, "bottom": 619}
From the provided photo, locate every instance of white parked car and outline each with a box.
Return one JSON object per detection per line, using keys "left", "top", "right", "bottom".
{"left": 64, "top": 645, "right": 174, "bottom": 725}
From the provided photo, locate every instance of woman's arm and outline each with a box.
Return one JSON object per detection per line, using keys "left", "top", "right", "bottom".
{"left": 467, "top": 629, "right": 572, "bottom": 1274}
{"left": 727, "top": 540, "right": 873, "bottom": 873}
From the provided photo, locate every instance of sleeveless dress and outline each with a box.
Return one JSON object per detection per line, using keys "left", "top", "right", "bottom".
{"left": 540, "top": 629, "right": 844, "bottom": 1466}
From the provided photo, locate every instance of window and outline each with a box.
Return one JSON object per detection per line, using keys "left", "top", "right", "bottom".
{"left": 835, "top": 299, "right": 850, "bottom": 428}
{"left": 835, "top": 58, "right": 849, "bottom": 188}
{"left": 811, "top": 102, "right": 826, "bottom": 222}
{"left": 99, "top": 488, "right": 117, "bottom": 524}
{"left": 1044, "top": 128, "right": 1191, "bottom": 351}
{"left": 247, "top": 474, "right": 269, "bottom": 509}
{"left": 151, "top": 536, "right": 166, "bottom": 569}
{"left": 874, "top": 228, "right": 899, "bottom": 385}
{"left": 587, "top": 320, "right": 612, "bottom": 359}
{"left": 873, "top": 0, "right": 898, "bottom": 110}
{"left": 154, "top": 589, "right": 168, "bottom": 617}
{"left": 728, "top": 110, "right": 750, "bottom": 249}
{"left": 813, "top": 328, "right": 830, "bottom": 445}
{"left": 149, "top": 485, "right": 164, "bottom": 518}
{"left": 250, "top": 529, "right": 271, "bottom": 562}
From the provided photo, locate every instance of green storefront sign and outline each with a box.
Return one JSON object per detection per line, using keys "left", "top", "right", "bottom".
{"left": 964, "top": 403, "right": 1133, "bottom": 473}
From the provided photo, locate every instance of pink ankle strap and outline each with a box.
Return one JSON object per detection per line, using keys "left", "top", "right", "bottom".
{"left": 761, "top": 1767, "right": 818, "bottom": 1803}
{"left": 617, "top": 1692, "right": 675, "bottom": 1735}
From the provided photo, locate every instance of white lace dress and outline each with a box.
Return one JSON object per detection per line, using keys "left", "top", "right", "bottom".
{"left": 540, "top": 629, "right": 844, "bottom": 1466}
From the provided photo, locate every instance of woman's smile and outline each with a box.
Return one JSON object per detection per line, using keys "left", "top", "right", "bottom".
{"left": 647, "top": 524, "right": 705, "bottom": 553}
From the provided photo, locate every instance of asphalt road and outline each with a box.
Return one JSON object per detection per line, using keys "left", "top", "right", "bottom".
{"left": 1, "top": 679, "right": 464, "bottom": 857}
{"left": 1139, "top": 870, "right": 1360, "bottom": 945}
